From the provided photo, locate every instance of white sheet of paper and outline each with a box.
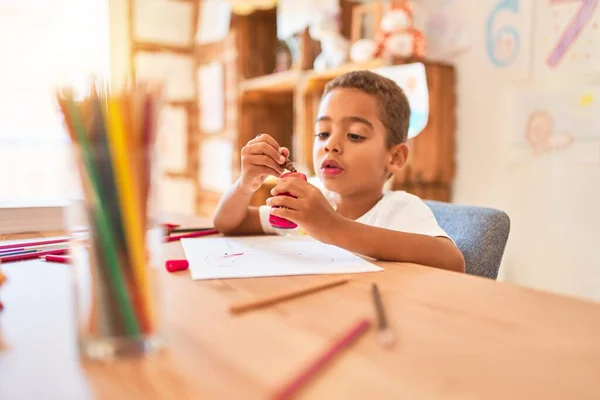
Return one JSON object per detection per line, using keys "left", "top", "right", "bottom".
{"left": 196, "top": 0, "right": 231, "bottom": 44}
{"left": 181, "top": 235, "right": 383, "bottom": 280}
{"left": 135, "top": 0, "right": 194, "bottom": 46}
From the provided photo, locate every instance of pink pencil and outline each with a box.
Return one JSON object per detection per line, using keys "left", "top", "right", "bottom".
{"left": 165, "top": 229, "right": 218, "bottom": 242}
{"left": 1, "top": 249, "right": 68, "bottom": 263}
{"left": 272, "top": 319, "right": 371, "bottom": 400}
{"left": 0, "top": 238, "right": 68, "bottom": 251}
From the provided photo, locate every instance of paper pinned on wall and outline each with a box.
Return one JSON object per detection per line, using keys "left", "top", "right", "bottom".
{"left": 196, "top": 0, "right": 231, "bottom": 44}
{"left": 157, "top": 106, "right": 188, "bottom": 173}
{"left": 414, "top": 0, "right": 472, "bottom": 61}
{"left": 135, "top": 0, "right": 194, "bottom": 46}
{"left": 277, "top": 0, "right": 339, "bottom": 39}
{"left": 135, "top": 53, "right": 195, "bottom": 101}
{"left": 483, "top": 0, "right": 533, "bottom": 79}
{"left": 197, "top": 61, "right": 225, "bottom": 133}
{"left": 181, "top": 235, "right": 383, "bottom": 280}
{"left": 199, "top": 138, "right": 232, "bottom": 193}
{"left": 374, "top": 63, "right": 429, "bottom": 139}
{"left": 157, "top": 178, "right": 196, "bottom": 216}
{"left": 533, "top": 0, "right": 600, "bottom": 77}
{"left": 510, "top": 87, "right": 600, "bottom": 164}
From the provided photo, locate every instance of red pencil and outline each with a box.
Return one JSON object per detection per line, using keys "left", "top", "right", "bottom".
{"left": 40, "top": 255, "right": 71, "bottom": 264}
{"left": 0, "top": 238, "right": 68, "bottom": 251}
{"left": 165, "top": 228, "right": 218, "bottom": 242}
{"left": 272, "top": 319, "right": 371, "bottom": 400}
{"left": 0, "top": 249, "right": 68, "bottom": 263}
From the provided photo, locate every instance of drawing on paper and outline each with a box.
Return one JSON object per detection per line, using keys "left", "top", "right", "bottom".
{"left": 512, "top": 88, "right": 600, "bottom": 163}
{"left": 204, "top": 238, "right": 335, "bottom": 267}
{"left": 525, "top": 110, "right": 574, "bottom": 155}
{"left": 534, "top": 0, "right": 600, "bottom": 75}
{"left": 181, "top": 236, "right": 383, "bottom": 280}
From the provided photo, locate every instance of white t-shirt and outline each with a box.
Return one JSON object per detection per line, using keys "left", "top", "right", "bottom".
{"left": 258, "top": 182, "right": 450, "bottom": 240}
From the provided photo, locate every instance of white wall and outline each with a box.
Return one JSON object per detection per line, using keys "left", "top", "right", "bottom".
{"left": 450, "top": 2, "right": 600, "bottom": 301}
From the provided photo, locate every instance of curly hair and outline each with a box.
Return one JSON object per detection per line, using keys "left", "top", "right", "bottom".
{"left": 323, "top": 70, "right": 411, "bottom": 147}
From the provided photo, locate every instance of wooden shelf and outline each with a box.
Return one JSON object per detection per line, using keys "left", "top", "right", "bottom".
{"left": 238, "top": 60, "right": 393, "bottom": 95}
{"left": 133, "top": 41, "right": 194, "bottom": 55}
{"left": 239, "top": 70, "right": 302, "bottom": 94}
{"left": 305, "top": 59, "right": 389, "bottom": 87}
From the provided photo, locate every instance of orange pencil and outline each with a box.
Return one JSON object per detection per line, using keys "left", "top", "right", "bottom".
{"left": 229, "top": 278, "right": 349, "bottom": 314}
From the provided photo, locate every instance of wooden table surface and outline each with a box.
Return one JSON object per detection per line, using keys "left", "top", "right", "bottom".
{"left": 1, "top": 228, "right": 600, "bottom": 400}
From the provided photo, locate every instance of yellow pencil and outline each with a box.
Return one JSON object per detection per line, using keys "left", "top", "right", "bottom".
{"left": 106, "top": 96, "right": 155, "bottom": 332}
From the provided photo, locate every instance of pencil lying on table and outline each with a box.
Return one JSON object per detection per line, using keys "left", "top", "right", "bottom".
{"left": 229, "top": 277, "right": 349, "bottom": 314}
{"left": 372, "top": 283, "right": 394, "bottom": 347}
{"left": 272, "top": 318, "right": 371, "bottom": 400}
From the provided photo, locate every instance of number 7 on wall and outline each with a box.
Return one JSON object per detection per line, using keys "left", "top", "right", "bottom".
{"left": 547, "top": 0, "right": 598, "bottom": 67}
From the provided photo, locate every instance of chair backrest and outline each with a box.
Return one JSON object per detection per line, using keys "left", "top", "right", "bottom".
{"left": 425, "top": 200, "right": 510, "bottom": 279}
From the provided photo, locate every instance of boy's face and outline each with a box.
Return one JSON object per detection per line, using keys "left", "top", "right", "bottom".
{"left": 313, "top": 88, "right": 406, "bottom": 196}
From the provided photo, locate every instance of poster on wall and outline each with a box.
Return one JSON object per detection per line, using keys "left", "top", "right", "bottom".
{"left": 510, "top": 87, "right": 600, "bottom": 164}
{"left": 197, "top": 62, "right": 225, "bottom": 133}
{"left": 374, "top": 63, "right": 429, "bottom": 139}
{"left": 533, "top": 0, "right": 600, "bottom": 76}
{"left": 135, "top": 53, "right": 195, "bottom": 101}
{"left": 199, "top": 138, "right": 233, "bottom": 193}
{"left": 484, "top": 0, "right": 534, "bottom": 79}
{"left": 415, "top": 0, "right": 472, "bottom": 61}
{"left": 135, "top": 0, "right": 194, "bottom": 47}
{"left": 158, "top": 178, "right": 196, "bottom": 216}
{"left": 157, "top": 106, "right": 188, "bottom": 174}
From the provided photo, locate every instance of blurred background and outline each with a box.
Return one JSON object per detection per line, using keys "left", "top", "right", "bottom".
{"left": 0, "top": 0, "right": 598, "bottom": 301}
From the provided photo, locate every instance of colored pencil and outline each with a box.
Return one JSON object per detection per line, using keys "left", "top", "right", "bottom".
{"left": 57, "top": 81, "right": 163, "bottom": 341}
{"left": 0, "top": 249, "right": 38, "bottom": 257}
{"left": 272, "top": 319, "right": 371, "bottom": 400}
{"left": 166, "top": 229, "right": 219, "bottom": 242}
{"left": 1, "top": 249, "right": 68, "bottom": 263}
{"left": 372, "top": 283, "right": 394, "bottom": 347}
{"left": 229, "top": 278, "right": 349, "bottom": 314}
{"left": 40, "top": 255, "right": 71, "bottom": 264}
{"left": 0, "top": 243, "right": 71, "bottom": 255}
{"left": 0, "top": 238, "right": 68, "bottom": 251}
{"left": 63, "top": 93, "right": 140, "bottom": 336}
{"left": 169, "top": 227, "right": 214, "bottom": 234}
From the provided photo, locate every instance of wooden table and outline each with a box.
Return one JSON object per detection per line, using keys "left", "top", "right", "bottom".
{"left": 1, "top": 229, "right": 600, "bottom": 399}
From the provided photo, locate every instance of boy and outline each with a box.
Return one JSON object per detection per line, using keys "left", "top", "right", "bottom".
{"left": 213, "top": 70, "right": 465, "bottom": 272}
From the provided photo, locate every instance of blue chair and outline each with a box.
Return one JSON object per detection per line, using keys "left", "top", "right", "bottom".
{"left": 425, "top": 200, "right": 510, "bottom": 279}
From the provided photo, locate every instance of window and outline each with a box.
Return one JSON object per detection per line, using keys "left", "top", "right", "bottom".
{"left": 0, "top": 0, "right": 109, "bottom": 206}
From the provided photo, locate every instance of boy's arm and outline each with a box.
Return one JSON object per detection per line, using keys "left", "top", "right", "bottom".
{"left": 326, "top": 219, "right": 465, "bottom": 272}
{"left": 212, "top": 178, "right": 264, "bottom": 235}
{"left": 213, "top": 133, "right": 288, "bottom": 234}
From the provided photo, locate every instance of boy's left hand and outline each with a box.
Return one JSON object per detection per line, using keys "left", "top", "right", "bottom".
{"left": 267, "top": 178, "right": 343, "bottom": 243}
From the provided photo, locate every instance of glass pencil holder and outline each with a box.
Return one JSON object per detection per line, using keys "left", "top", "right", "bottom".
{"left": 59, "top": 84, "right": 164, "bottom": 360}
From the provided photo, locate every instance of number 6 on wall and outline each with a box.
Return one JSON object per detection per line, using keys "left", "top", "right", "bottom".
{"left": 486, "top": 0, "right": 521, "bottom": 67}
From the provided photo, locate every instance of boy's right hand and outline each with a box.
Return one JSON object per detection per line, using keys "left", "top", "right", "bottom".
{"left": 239, "top": 133, "right": 289, "bottom": 193}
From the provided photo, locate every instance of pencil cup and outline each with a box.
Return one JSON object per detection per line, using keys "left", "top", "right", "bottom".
{"left": 59, "top": 83, "right": 164, "bottom": 360}
{"left": 269, "top": 172, "right": 307, "bottom": 229}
